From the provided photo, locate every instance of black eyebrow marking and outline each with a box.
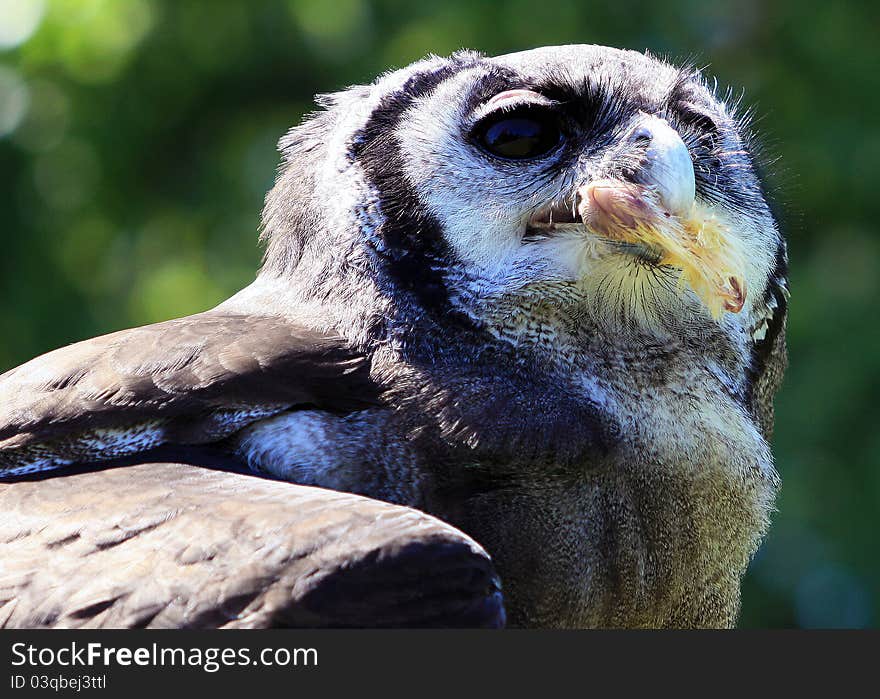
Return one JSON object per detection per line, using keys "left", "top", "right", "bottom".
{"left": 351, "top": 55, "right": 485, "bottom": 329}
{"left": 460, "top": 65, "right": 529, "bottom": 114}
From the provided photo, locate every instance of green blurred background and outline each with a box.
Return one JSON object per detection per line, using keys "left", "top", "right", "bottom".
{"left": 0, "top": 0, "right": 877, "bottom": 627}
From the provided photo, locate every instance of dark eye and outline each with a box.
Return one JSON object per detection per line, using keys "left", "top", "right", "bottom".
{"left": 474, "top": 107, "right": 562, "bottom": 160}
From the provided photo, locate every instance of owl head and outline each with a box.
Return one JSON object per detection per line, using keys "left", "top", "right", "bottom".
{"left": 259, "top": 45, "right": 788, "bottom": 432}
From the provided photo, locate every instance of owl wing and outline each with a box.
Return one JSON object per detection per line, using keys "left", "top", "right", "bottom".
{"left": 0, "top": 461, "right": 505, "bottom": 628}
{"left": 0, "top": 310, "right": 379, "bottom": 478}
{"left": 0, "top": 315, "right": 506, "bottom": 627}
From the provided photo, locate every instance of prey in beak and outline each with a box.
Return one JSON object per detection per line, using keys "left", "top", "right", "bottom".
{"left": 528, "top": 115, "right": 747, "bottom": 319}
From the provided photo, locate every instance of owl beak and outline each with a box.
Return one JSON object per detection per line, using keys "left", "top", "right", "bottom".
{"left": 629, "top": 114, "right": 696, "bottom": 215}
{"left": 577, "top": 114, "right": 696, "bottom": 233}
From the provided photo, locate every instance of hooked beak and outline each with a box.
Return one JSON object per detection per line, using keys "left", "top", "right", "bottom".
{"left": 528, "top": 114, "right": 746, "bottom": 317}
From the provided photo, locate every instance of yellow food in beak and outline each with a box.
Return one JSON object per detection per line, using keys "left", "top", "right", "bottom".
{"left": 579, "top": 180, "right": 747, "bottom": 319}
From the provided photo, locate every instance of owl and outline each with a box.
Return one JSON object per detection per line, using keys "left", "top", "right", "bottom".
{"left": 0, "top": 45, "right": 788, "bottom": 628}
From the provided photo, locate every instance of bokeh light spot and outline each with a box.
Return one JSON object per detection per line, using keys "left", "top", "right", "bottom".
{"left": 43, "top": 0, "right": 156, "bottom": 83}
{"left": 287, "top": 0, "right": 372, "bottom": 58}
{"left": 11, "top": 79, "right": 69, "bottom": 151}
{"left": 0, "top": 0, "right": 46, "bottom": 50}
{"left": 0, "top": 66, "right": 30, "bottom": 137}
{"left": 289, "top": 0, "right": 366, "bottom": 40}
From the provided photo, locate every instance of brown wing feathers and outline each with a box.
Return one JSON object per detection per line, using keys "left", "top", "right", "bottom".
{"left": 0, "top": 462, "right": 505, "bottom": 628}
{"left": 0, "top": 311, "right": 378, "bottom": 476}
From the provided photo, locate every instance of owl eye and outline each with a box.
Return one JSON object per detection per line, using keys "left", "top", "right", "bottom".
{"left": 474, "top": 107, "right": 562, "bottom": 160}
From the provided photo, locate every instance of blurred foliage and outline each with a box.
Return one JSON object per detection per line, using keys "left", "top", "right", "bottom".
{"left": 0, "top": 0, "right": 878, "bottom": 627}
